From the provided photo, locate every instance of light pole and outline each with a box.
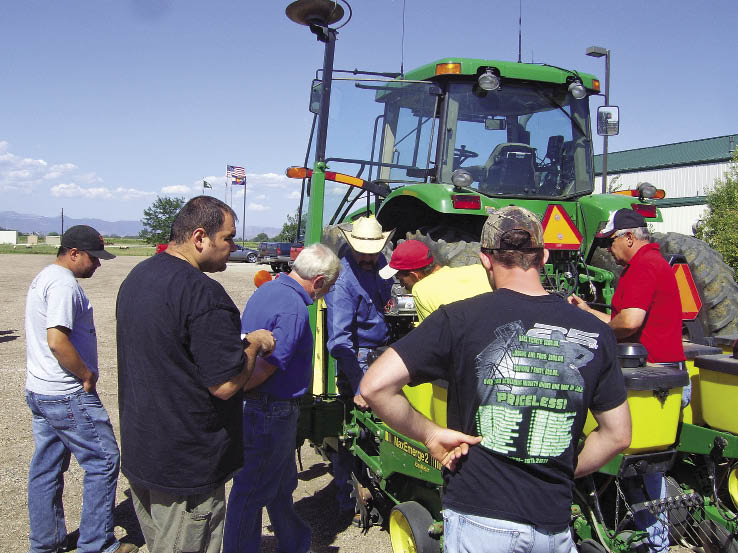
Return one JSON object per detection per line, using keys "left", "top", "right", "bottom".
{"left": 587, "top": 45, "right": 610, "bottom": 194}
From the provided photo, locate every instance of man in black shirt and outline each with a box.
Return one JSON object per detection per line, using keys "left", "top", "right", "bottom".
{"left": 362, "top": 206, "right": 631, "bottom": 553}
{"left": 116, "top": 196, "right": 274, "bottom": 553}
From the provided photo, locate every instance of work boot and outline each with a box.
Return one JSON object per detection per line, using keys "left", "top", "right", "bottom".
{"left": 114, "top": 543, "right": 139, "bottom": 553}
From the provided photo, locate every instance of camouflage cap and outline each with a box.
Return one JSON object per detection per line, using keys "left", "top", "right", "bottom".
{"left": 481, "top": 206, "right": 544, "bottom": 250}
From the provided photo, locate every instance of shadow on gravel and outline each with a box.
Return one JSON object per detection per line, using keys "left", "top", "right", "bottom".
{"left": 114, "top": 489, "right": 145, "bottom": 547}
{"left": 297, "top": 461, "right": 330, "bottom": 481}
{"left": 262, "top": 482, "right": 351, "bottom": 553}
{"left": 0, "top": 329, "right": 19, "bottom": 343}
{"left": 63, "top": 491, "right": 143, "bottom": 553}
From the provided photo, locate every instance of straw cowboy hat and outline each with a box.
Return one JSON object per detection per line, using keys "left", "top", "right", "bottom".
{"left": 339, "top": 216, "right": 394, "bottom": 254}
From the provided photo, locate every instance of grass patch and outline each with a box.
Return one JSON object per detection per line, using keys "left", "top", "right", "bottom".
{"left": 0, "top": 245, "right": 155, "bottom": 256}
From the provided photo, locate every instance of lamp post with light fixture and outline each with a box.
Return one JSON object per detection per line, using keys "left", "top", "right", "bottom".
{"left": 587, "top": 45, "right": 610, "bottom": 194}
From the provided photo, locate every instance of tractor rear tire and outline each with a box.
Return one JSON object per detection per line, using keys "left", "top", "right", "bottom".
{"left": 388, "top": 501, "right": 438, "bottom": 553}
{"left": 403, "top": 228, "right": 481, "bottom": 268}
{"left": 590, "top": 232, "right": 738, "bottom": 337}
{"left": 652, "top": 232, "right": 738, "bottom": 337}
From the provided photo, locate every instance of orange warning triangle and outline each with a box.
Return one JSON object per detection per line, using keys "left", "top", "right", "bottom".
{"left": 542, "top": 205, "right": 583, "bottom": 250}
{"left": 673, "top": 264, "right": 702, "bottom": 320}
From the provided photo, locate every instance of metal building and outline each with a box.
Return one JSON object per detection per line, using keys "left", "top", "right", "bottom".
{"left": 594, "top": 135, "right": 736, "bottom": 235}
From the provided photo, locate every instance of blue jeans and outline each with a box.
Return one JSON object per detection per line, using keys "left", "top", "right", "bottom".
{"left": 223, "top": 397, "right": 311, "bottom": 553}
{"left": 333, "top": 347, "right": 374, "bottom": 512}
{"left": 623, "top": 473, "right": 668, "bottom": 553}
{"left": 26, "top": 389, "right": 121, "bottom": 553}
{"left": 443, "top": 509, "right": 577, "bottom": 553}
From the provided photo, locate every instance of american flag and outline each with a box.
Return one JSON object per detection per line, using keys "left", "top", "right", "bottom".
{"left": 227, "top": 165, "right": 246, "bottom": 179}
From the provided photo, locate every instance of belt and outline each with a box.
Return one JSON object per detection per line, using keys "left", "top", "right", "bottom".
{"left": 243, "top": 390, "right": 301, "bottom": 404}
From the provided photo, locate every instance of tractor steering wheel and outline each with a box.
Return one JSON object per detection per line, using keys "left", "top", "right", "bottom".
{"left": 453, "top": 145, "right": 479, "bottom": 166}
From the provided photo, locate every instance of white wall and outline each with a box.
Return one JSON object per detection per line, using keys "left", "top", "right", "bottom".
{"left": 594, "top": 161, "right": 731, "bottom": 235}
{"left": 650, "top": 205, "right": 709, "bottom": 236}
{"left": 0, "top": 230, "right": 18, "bottom": 245}
{"left": 595, "top": 161, "right": 731, "bottom": 198}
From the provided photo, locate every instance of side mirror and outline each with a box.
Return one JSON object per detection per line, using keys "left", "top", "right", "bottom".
{"left": 597, "top": 106, "right": 620, "bottom": 136}
{"left": 309, "top": 79, "right": 323, "bottom": 115}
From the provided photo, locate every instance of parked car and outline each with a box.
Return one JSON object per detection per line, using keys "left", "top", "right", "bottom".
{"left": 289, "top": 243, "right": 304, "bottom": 268}
{"left": 228, "top": 244, "right": 258, "bottom": 263}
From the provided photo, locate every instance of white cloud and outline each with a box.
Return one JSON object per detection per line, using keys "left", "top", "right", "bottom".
{"left": 253, "top": 193, "right": 267, "bottom": 201}
{"left": 77, "top": 172, "right": 104, "bottom": 185}
{"left": 287, "top": 190, "right": 301, "bottom": 200}
{"left": 0, "top": 141, "right": 104, "bottom": 196}
{"left": 114, "top": 187, "right": 156, "bottom": 200}
{"left": 248, "top": 202, "right": 270, "bottom": 212}
{"left": 327, "top": 183, "right": 346, "bottom": 196}
{"left": 161, "top": 185, "right": 192, "bottom": 195}
{"left": 50, "top": 182, "right": 154, "bottom": 201}
{"left": 51, "top": 183, "right": 112, "bottom": 199}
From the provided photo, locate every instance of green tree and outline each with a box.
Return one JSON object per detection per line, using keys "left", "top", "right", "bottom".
{"left": 139, "top": 196, "right": 186, "bottom": 245}
{"left": 275, "top": 209, "right": 306, "bottom": 242}
{"left": 695, "top": 151, "right": 738, "bottom": 280}
{"left": 251, "top": 232, "right": 269, "bottom": 242}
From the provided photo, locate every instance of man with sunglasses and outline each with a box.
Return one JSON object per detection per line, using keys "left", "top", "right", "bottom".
{"left": 568, "top": 208, "right": 685, "bottom": 365}
{"left": 569, "top": 208, "right": 686, "bottom": 553}
{"left": 362, "top": 206, "right": 630, "bottom": 553}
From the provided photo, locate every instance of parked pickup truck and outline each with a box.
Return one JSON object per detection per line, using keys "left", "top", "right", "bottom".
{"left": 257, "top": 241, "right": 293, "bottom": 272}
{"left": 289, "top": 243, "right": 304, "bottom": 268}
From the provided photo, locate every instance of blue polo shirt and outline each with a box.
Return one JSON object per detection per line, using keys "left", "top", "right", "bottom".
{"left": 241, "top": 275, "right": 313, "bottom": 399}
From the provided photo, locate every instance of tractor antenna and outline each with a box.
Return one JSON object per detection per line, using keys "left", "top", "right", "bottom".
{"left": 517, "top": 0, "right": 522, "bottom": 63}
{"left": 400, "top": 0, "right": 406, "bottom": 77}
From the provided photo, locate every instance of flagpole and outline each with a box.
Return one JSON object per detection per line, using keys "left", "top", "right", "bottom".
{"left": 242, "top": 176, "right": 247, "bottom": 246}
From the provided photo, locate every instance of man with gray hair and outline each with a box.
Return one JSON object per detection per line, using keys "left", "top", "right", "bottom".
{"left": 224, "top": 243, "right": 340, "bottom": 553}
{"left": 568, "top": 208, "right": 684, "bottom": 365}
{"left": 569, "top": 207, "right": 685, "bottom": 553}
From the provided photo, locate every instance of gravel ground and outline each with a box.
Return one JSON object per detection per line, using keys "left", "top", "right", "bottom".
{"left": 0, "top": 254, "right": 392, "bottom": 553}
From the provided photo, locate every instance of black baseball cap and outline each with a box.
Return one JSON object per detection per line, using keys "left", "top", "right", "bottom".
{"left": 61, "top": 225, "right": 116, "bottom": 260}
{"left": 596, "top": 209, "right": 647, "bottom": 238}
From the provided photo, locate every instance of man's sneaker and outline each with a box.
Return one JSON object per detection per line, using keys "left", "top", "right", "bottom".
{"left": 115, "top": 543, "right": 139, "bottom": 553}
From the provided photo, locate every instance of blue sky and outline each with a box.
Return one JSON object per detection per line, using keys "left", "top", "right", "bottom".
{"left": 2, "top": 0, "right": 736, "bottom": 233}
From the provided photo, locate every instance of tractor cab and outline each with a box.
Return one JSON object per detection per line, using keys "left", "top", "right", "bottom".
{"left": 303, "top": 59, "right": 600, "bottom": 240}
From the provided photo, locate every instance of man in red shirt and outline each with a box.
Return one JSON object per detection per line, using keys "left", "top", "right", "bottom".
{"left": 569, "top": 207, "right": 686, "bottom": 553}
{"left": 569, "top": 208, "right": 684, "bottom": 364}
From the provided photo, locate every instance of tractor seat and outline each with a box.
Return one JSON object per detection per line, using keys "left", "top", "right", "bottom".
{"left": 479, "top": 143, "right": 536, "bottom": 195}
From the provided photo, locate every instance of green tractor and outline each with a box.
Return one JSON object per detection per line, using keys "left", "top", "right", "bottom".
{"left": 285, "top": 1, "right": 738, "bottom": 552}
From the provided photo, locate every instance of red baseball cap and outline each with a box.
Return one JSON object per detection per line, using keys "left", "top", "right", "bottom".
{"left": 379, "top": 240, "right": 434, "bottom": 279}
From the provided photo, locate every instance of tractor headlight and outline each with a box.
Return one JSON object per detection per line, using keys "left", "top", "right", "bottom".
{"left": 451, "top": 169, "right": 474, "bottom": 189}
{"left": 568, "top": 80, "right": 587, "bottom": 100}
{"left": 478, "top": 69, "right": 500, "bottom": 91}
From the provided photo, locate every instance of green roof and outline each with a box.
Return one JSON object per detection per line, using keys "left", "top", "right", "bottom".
{"left": 594, "top": 134, "right": 737, "bottom": 174}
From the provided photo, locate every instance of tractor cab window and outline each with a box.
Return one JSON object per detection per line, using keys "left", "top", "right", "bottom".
{"left": 316, "top": 77, "right": 440, "bottom": 225}
{"left": 443, "top": 82, "right": 593, "bottom": 198}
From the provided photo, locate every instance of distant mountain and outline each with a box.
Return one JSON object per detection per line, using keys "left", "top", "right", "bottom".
{"left": 0, "top": 211, "right": 280, "bottom": 239}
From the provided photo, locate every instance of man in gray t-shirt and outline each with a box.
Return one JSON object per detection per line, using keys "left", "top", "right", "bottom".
{"left": 24, "top": 225, "right": 137, "bottom": 553}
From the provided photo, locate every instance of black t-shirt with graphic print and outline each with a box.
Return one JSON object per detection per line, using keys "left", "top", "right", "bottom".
{"left": 392, "top": 289, "right": 626, "bottom": 531}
